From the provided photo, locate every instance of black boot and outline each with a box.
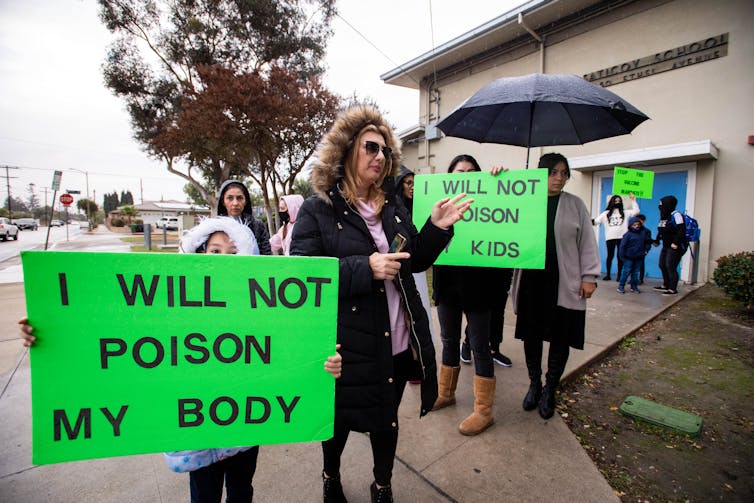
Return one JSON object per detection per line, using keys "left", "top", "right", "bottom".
{"left": 539, "top": 341, "right": 570, "bottom": 420}
{"left": 539, "top": 384, "right": 556, "bottom": 419}
{"left": 370, "top": 482, "right": 393, "bottom": 503}
{"left": 522, "top": 339, "right": 543, "bottom": 411}
{"left": 323, "top": 472, "right": 348, "bottom": 503}
{"left": 523, "top": 381, "right": 542, "bottom": 411}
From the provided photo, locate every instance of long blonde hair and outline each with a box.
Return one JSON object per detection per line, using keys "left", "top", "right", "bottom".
{"left": 340, "top": 124, "right": 392, "bottom": 213}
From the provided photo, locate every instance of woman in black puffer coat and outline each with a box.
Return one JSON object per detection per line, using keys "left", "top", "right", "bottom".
{"left": 291, "top": 103, "right": 471, "bottom": 503}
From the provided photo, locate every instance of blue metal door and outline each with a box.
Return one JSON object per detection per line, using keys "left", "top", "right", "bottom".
{"left": 597, "top": 171, "right": 687, "bottom": 280}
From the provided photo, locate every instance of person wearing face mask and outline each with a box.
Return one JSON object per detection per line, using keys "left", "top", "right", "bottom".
{"left": 652, "top": 195, "right": 687, "bottom": 295}
{"left": 270, "top": 194, "right": 305, "bottom": 256}
{"left": 592, "top": 193, "right": 639, "bottom": 280}
{"left": 216, "top": 180, "right": 272, "bottom": 255}
{"left": 511, "top": 153, "right": 600, "bottom": 420}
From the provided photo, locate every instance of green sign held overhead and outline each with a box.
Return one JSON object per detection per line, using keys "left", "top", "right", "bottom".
{"left": 612, "top": 166, "right": 654, "bottom": 199}
{"left": 412, "top": 170, "right": 548, "bottom": 269}
{"left": 21, "top": 251, "right": 338, "bottom": 465}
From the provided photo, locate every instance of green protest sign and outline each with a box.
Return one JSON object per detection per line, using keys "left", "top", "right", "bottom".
{"left": 612, "top": 166, "right": 654, "bottom": 199}
{"left": 412, "top": 170, "right": 547, "bottom": 268}
{"left": 21, "top": 251, "right": 338, "bottom": 465}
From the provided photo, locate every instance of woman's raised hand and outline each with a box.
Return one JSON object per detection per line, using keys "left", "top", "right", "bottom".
{"left": 489, "top": 165, "right": 508, "bottom": 176}
{"left": 431, "top": 193, "right": 474, "bottom": 230}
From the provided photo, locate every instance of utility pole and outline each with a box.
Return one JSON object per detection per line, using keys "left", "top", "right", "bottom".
{"left": 69, "top": 168, "right": 90, "bottom": 228}
{"left": 41, "top": 187, "right": 50, "bottom": 222}
{"left": 1, "top": 165, "right": 20, "bottom": 219}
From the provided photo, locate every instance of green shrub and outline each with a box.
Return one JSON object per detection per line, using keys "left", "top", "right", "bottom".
{"left": 111, "top": 218, "right": 125, "bottom": 227}
{"left": 713, "top": 251, "right": 754, "bottom": 309}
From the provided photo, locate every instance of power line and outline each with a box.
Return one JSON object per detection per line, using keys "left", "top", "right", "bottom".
{"left": 335, "top": 13, "right": 422, "bottom": 88}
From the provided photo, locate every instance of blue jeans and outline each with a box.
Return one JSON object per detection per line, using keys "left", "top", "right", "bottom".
{"left": 618, "top": 258, "right": 641, "bottom": 290}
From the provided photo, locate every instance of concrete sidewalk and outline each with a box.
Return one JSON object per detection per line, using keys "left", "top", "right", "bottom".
{"left": 0, "top": 228, "right": 696, "bottom": 502}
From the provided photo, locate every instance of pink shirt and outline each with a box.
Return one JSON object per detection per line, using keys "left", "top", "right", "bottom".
{"left": 356, "top": 199, "right": 409, "bottom": 355}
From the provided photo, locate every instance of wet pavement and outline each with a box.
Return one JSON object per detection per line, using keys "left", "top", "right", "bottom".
{"left": 0, "top": 226, "right": 697, "bottom": 502}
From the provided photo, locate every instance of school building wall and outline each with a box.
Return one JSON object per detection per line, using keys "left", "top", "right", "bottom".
{"left": 390, "top": 0, "right": 754, "bottom": 284}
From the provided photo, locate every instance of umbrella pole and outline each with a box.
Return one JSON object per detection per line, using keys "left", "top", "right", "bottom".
{"left": 525, "top": 103, "right": 535, "bottom": 169}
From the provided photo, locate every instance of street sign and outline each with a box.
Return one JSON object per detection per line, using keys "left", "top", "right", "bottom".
{"left": 51, "top": 170, "right": 62, "bottom": 191}
{"left": 66, "top": 190, "right": 81, "bottom": 194}
{"left": 60, "top": 193, "right": 74, "bottom": 207}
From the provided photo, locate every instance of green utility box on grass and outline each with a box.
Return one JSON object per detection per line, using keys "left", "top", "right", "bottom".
{"left": 619, "top": 396, "right": 703, "bottom": 437}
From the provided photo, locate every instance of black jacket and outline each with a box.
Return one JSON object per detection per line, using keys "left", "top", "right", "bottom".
{"left": 656, "top": 195, "right": 686, "bottom": 250}
{"left": 291, "top": 180, "right": 451, "bottom": 432}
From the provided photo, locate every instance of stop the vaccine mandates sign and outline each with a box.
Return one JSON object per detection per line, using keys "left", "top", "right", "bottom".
{"left": 21, "top": 252, "right": 338, "bottom": 465}
{"left": 412, "top": 169, "right": 548, "bottom": 269}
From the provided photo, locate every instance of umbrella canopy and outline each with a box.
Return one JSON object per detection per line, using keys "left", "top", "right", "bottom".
{"left": 436, "top": 73, "right": 649, "bottom": 150}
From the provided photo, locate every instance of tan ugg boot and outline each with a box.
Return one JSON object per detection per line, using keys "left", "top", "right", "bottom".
{"left": 433, "top": 365, "right": 461, "bottom": 410}
{"left": 458, "top": 375, "right": 496, "bottom": 435}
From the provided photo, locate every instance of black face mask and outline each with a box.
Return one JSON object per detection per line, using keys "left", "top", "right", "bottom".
{"left": 279, "top": 211, "right": 290, "bottom": 223}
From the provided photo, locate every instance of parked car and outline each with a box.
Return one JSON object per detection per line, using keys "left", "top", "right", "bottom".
{"left": 0, "top": 217, "right": 19, "bottom": 241}
{"left": 79, "top": 220, "right": 91, "bottom": 230}
{"left": 155, "top": 216, "right": 179, "bottom": 230}
{"left": 13, "top": 218, "right": 39, "bottom": 230}
{"left": 49, "top": 219, "right": 65, "bottom": 227}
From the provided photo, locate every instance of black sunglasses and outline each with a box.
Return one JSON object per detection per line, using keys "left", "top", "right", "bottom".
{"left": 362, "top": 140, "right": 392, "bottom": 159}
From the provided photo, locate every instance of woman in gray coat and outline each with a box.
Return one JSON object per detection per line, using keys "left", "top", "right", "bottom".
{"left": 510, "top": 153, "right": 600, "bottom": 419}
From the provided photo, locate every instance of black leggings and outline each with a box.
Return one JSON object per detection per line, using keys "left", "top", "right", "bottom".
{"left": 605, "top": 239, "right": 623, "bottom": 278}
{"left": 438, "top": 302, "right": 494, "bottom": 377}
{"left": 189, "top": 447, "right": 259, "bottom": 503}
{"left": 659, "top": 246, "right": 685, "bottom": 291}
{"left": 523, "top": 338, "right": 571, "bottom": 386}
{"left": 322, "top": 350, "right": 412, "bottom": 486}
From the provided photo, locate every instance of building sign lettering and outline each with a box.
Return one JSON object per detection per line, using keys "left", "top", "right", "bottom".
{"left": 583, "top": 33, "right": 728, "bottom": 87}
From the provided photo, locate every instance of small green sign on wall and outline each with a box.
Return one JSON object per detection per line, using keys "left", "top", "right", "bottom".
{"left": 412, "top": 170, "right": 548, "bottom": 269}
{"left": 612, "top": 166, "right": 654, "bottom": 199}
{"left": 22, "top": 251, "right": 338, "bottom": 465}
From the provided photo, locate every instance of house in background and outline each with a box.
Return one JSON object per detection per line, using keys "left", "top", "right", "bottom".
{"left": 382, "top": 0, "right": 754, "bottom": 284}
{"left": 108, "top": 200, "right": 210, "bottom": 229}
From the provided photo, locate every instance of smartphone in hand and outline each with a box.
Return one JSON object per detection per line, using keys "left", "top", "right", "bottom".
{"left": 389, "top": 233, "right": 407, "bottom": 253}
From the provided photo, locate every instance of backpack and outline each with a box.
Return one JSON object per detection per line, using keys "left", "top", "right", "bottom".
{"left": 671, "top": 211, "right": 700, "bottom": 243}
{"left": 669, "top": 211, "right": 701, "bottom": 259}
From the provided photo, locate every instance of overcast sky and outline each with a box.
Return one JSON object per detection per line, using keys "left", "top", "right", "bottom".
{"left": 0, "top": 0, "right": 521, "bottom": 207}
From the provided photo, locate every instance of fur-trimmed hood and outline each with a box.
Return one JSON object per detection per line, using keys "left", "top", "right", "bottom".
{"left": 179, "top": 216, "right": 259, "bottom": 255}
{"left": 309, "top": 104, "right": 401, "bottom": 201}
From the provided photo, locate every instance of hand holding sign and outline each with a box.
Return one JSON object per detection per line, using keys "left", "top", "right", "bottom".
{"left": 22, "top": 251, "right": 339, "bottom": 465}
{"left": 413, "top": 169, "right": 548, "bottom": 269}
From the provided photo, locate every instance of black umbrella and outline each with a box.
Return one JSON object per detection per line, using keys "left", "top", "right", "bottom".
{"left": 436, "top": 73, "right": 649, "bottom": 167}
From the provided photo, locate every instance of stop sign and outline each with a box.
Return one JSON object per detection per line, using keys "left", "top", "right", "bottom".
{"left": 60, "top": 194, "right": 74, "bottom": 207}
